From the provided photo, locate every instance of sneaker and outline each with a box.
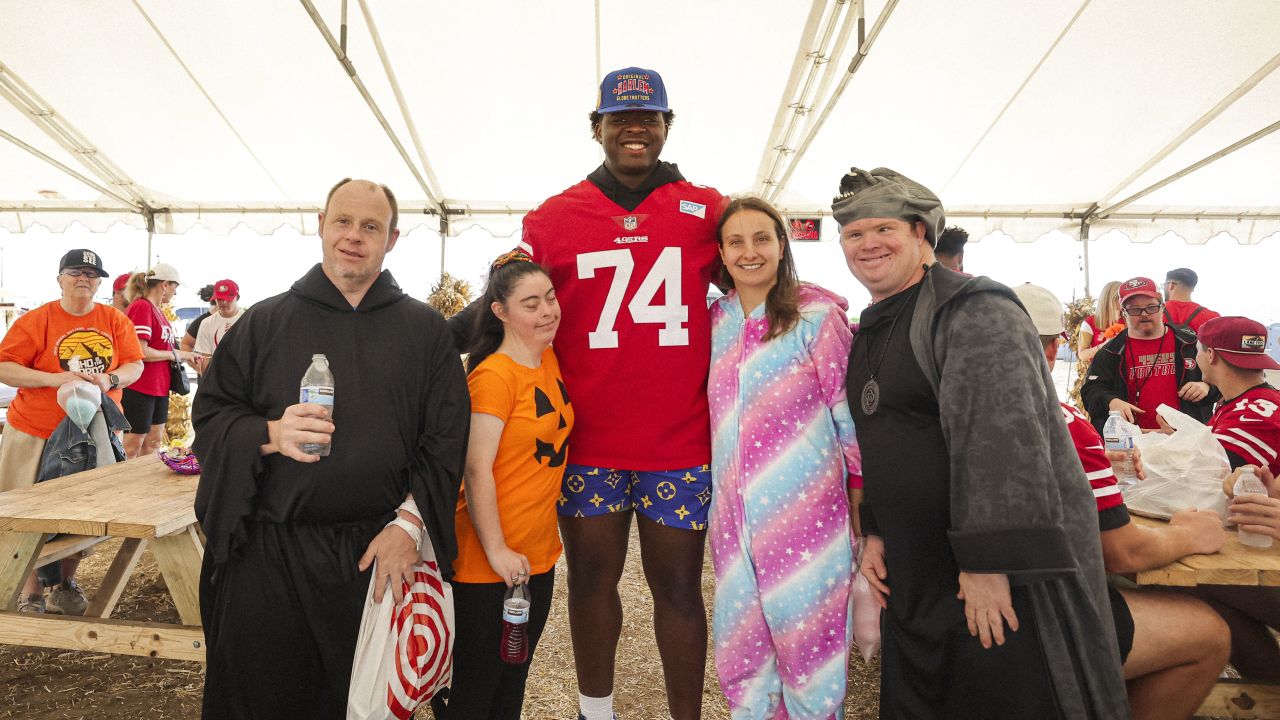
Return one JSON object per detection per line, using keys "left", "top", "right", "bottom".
{"left": 17, "top": 593, "right": 45, "bottom": 614}
{"left": 46, "top": 579, "right": 88, "bottom": 616}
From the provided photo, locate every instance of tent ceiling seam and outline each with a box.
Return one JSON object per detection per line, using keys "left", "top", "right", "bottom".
{"left": 939, "top": 0, "right": 1093, "bottom": 195}
{"left": 354, "top": 0, "right": 446, "bottom": 204}
{"left": 753, "top": 0, "right": 829, "bottom": 192}
{"left": 0, "top": 62, "right": 155, "bottom": 212}
{"left": 298, "top": 0, "right": 445, "bottom": 217}
{"left": 1092, "top": 50, "right": 1280, "bottom": 208}
{"left": 0, "top": 128, "right": 139, "bottom": 209}
{"left": 131, "top": 0, "right": 291, "bottom": 200}
{"left": 767, "top": 0, "right": 894, "bottom": 204}
{"left": 1096, "top": 119, "right": 1280, "bottom": 219}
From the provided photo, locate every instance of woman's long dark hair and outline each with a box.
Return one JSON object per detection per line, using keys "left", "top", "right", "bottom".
{"left": 465, "top": 253, "right": 550, "bottom": 374}
{"left": 716, "top": 196, "right": 800, "bottom": 341}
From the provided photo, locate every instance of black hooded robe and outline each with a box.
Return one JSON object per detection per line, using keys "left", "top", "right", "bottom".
{"left": 192, "top": 265, "right": 469, "bottom": 720}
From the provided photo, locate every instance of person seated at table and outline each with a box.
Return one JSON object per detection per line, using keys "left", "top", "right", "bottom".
{"left": 1015, "top": 283, "right": 1230, "bottom": 720}
{"left": 0, "top": 249, "right": 144, "bottom": 615}
{"left": 1193, "top": 315, "right": 1280, "bottom": 682}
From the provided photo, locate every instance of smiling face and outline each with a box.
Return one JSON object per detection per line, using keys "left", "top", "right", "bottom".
{"left": 493, "top": 271, "right": 560, "bottom": 350}
{"left": 719, "top": 208, "right": 782, "bottom": 299}
{"left": 319, "top": 180, "right": 400, "bottom": 296}
{"left": 838, "top": 217, "right": 931, "bottom": 302}
{"left": 595, "top": 111, "right": 666, "bottom": 187}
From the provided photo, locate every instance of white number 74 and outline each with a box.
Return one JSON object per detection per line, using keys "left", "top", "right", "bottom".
{"left": 576, "top": 247, "right": 689, "bottom": 349}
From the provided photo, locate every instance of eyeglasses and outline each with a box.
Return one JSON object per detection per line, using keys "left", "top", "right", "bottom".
{"left": 61, "top": 268, "right": 102, "bottom": 279}
{"left": 1122, "top": 303, "right": 1162, "bottom": 316}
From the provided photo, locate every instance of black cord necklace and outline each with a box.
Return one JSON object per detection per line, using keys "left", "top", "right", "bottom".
{"left": 1125, "top": 330, "right": 1171, "bottom": 402}
{"left": 858, "top": 279, "right": 923, "bottom": 415}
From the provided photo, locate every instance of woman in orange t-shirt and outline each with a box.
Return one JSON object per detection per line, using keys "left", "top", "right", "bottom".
{"left": 433, "top": 251, "right": 572, "bottom": 720}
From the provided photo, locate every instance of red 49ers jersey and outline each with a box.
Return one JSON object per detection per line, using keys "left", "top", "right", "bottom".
{"left": 521, "top": 178, "right": 725, "bottom": 469}
{"left": 1210, "top": 384, "right": 1280, "bottom": 477}
{"left": 1060, "top": 403, "right": 1127, "bottom": 529}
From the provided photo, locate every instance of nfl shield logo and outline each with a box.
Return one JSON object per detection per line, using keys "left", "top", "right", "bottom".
{"left": 624, "top": 216, "right": 638, "bottom": 231}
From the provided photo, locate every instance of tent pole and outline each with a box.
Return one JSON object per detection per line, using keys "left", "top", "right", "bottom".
{"left": 0, "top": 129, "right": 138, "bottom": 209}
{"left": 439, "top": 216, "right": 448, "bottom": 280}
{"left": 767, "top": 0, "right": 897, "bottom": 204}
{"left": 1079, "top": 216, "right": 1092, "bottom": 298}
{"left": 1097, "top": 120, "right": 1280, "bottom": 219}
{"left": 145, "top": 209, "right": 155, "bottom": 270}
{"left": 1094, "top": 51, "right": 1280, "bottom": 208}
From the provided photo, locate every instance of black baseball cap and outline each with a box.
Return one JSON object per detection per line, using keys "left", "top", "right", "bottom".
{"left": 58, "top": 248, "right": 107, "bottom": 276}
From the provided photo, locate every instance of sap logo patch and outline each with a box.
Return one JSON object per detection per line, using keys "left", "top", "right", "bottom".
{"left": 679, "top": 200, "right": 706, "bottom": 219}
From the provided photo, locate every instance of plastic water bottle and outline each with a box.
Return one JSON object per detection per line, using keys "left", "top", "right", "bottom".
{"left": 299, "top": 354, "right": 334, "bottom": 456}
{"left": 1234, "top": 468, "right": 1274, "bottom": 549}
{"left": 500, "top": 583, "right": 530, "bottom": 664}
{"left": 1103, "top": 410, "right": 1139, "bottom": 486}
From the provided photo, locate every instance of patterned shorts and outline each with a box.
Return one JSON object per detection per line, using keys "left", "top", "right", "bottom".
{"left": 557, "top": 463, "right": 712, "bottom": 531}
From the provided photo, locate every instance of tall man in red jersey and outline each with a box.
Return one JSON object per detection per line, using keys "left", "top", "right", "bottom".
{"left": 450, "top": 67, "right": 723, "bottom": 720}
{"left": 1082, "top": 276, "right": 1217, "bottom": 435}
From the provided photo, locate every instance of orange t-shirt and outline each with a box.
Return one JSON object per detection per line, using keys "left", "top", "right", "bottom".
{"left": 453, "top": 348, "right": 574, "bottom": 583}
{"left": 0, "top": 301, "right": 145, "bottom": 439}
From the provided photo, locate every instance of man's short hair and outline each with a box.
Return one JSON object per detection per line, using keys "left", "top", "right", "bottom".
{"left": 323, "top": 178, "right": 399, "bottom": 234}
{"left": 1165, "top": 267, "right": 1198, "bottom": 288}
{"left": 936, "top": 226, "right": 969, "bottom": 257}
{"left": 198, "top": 284, "right": 216, "bottom": 303}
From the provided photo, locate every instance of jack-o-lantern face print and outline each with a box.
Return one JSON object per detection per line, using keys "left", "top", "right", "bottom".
{"left": 533, "top": 378, "right": 571, "bottom": 467}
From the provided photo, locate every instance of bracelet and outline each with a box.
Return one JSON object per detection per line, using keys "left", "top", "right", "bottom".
{"left": 386, "top": 516, "right": 423, "bottom": 550}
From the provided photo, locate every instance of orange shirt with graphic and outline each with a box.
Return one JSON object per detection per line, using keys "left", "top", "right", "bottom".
{"left": 453, "top": 348, "right": 573, "bottom": 584}
{"left": 0, "top": 301, "right": 145, "bottom": 439}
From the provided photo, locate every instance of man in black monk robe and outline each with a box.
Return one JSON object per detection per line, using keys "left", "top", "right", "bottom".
{"left": 836, "top": 168, "right": 1129, "bottom": 719}
{"left": 192, "top": 179, "right": 469, "bottom": 719}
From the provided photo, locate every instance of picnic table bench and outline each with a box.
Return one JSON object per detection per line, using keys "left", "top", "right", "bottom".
{"left": 0, "top": 454, "right": 205, "bottom": 661}
{"left": 1131, "top": 514, "right": 1280, "bottom": 719}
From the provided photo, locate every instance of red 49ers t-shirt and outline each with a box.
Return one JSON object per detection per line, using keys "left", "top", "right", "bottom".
{"left": 1210, "top": 384, "right": 1280, "bottom": 477}
{"left": 1126, "top": 335, "right": 1180, "bottom": 430}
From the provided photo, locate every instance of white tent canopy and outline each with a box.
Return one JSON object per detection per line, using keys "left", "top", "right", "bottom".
{"left": 2, "top": 0, "right": 1278, "bottom": 249}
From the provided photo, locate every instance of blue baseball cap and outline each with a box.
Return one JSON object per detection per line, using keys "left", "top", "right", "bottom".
{"left": 596, "top": 67, "right": 670, "bottom": 113}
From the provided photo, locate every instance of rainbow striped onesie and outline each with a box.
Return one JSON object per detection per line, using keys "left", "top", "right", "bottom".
{"left": 708, "top": 283, "right": 862, "bottom": 720}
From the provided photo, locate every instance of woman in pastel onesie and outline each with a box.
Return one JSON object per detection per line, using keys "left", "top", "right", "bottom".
{"left": 708, "top": 197, "right": 862, "bottom": 719}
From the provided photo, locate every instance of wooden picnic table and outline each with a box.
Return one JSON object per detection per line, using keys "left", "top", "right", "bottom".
{"left": 1131, "top": 513, "right": 1280, "bottom": 718}
{"left": 0, "top": 454, "right": 205, "bottom": 661}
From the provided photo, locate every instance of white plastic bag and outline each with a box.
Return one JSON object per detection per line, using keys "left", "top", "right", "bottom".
{"left": 1125, "top": 404, "right": 1230, "bottom": 520}
{"left": 347, "top": 530, "right": 454, "bottom": 720}
{"left": 850, "top": 537, "right": 882, "bottom": 663}
{"left": 56, "top": 380, "right": 101, "bottom": 432}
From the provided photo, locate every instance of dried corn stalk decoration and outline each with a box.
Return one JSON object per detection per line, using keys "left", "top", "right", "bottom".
{"left": 1064, "top": 294, "right": 1096, "bottom": 412}
{"left": 426, "top": 273, "right": 473, "bottom": 319}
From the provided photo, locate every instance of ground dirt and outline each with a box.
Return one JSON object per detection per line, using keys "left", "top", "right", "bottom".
{"left": 1, "top": 528, "right": 881, "bottom": 719}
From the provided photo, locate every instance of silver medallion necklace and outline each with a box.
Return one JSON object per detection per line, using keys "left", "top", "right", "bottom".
{"left": 859, "top": 283, "right": 921, "bottom": 415}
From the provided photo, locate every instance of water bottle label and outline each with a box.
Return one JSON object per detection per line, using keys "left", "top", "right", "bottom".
{"left": 300, "top": 386, "right": 334, "bottom": 406}
{"left": 503, "top": 608, "right": 529, "bottom": 624}
{"left": 1103, "top": 435, "right": 1133, "bottom": 451}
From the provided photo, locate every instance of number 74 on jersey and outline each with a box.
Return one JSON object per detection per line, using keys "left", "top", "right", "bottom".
{"left": 577, "top": 247, "right": 689, "bottom": 349}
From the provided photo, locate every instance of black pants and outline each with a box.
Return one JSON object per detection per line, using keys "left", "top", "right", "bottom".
{"left": 432, "top": 569, "right": 555, "bottom": 720}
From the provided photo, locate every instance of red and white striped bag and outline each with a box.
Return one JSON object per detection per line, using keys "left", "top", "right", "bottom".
{"left": 347, "top": 531, "right": 454, "bottom": 720}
